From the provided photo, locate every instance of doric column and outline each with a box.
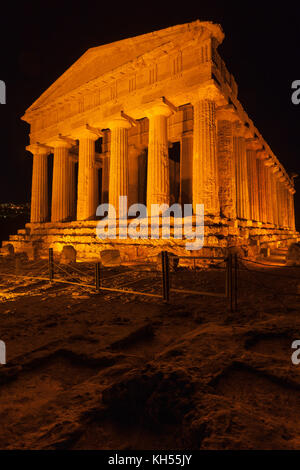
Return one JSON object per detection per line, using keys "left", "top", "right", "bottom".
{"left": 128, "top": 145, "right": 140, "bottom": 208}
{"left": 108, "top": 118, "right": 131, "bottom": 218}
{"left": 289, "top": 188, "right": 296, "bottom": 231}
{"left": 276, "top": 173, "right": 288, "bottom": 228}
{"left": 282, "top": 184, "right": 289, "bottom": 228}
{"left": 275, "top": 172, "right": 286, "bottom": 228}
{"left": 270, "top": 166, "right": 279, "bottom": 226}
{"left": 216, "top": 116, "right": 237, "bottom": 220}
{"left": 246, "top": 149, "right": 260, "bottom": 222}
{"left": 146, "top": 103, "right": 172, "bottom": 211}
{"left": 51, "top": 140, "right": 74, "bottom": 223}
{"left": 264, "top": 163, "right": 273, "bottom": 224}
{"left": 180, "top": 132, "right": 193, "bottom": 206}
{"left": 281, "top": 185, "right": 286, "bottom": 228}
{"left": 192, "top": 88, "right": 220, "bottom": 216}
{"left": 233, "top": 124, "right": 251, "bottom": 221}
{"left": 287, "top": 187, "right": 293, "bottom": 229}
{"left": 27, "top": 144, "right": 50, "bottom": 223}
{"left": 94, "top": 163, "right": 99, "bottom": 209}
{"left": 69, "top": 156, "right": 77, "bottom": 220}
{"left": 256, "top": 153, "right": 268, "bottom": 224}
{"left": 286, "top": 188, "right": 292, "bottom": 229}
{"left": 76, "top": 130, "right": 98, "bottom": 221}
{"left": 102, "top": 156, "right": 110, "bottom": 205}
{"left": 276, "top": 177, "right": 283, "bottom": 227}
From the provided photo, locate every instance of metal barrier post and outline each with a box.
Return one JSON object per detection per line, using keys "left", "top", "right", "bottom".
{"left": 165, "top": 251, "right": 170, "bottom": 303}
{"left": 225, "top": 256, "right": 229, "bottom": 298}
{"left": 234, "top": 253, "right": 238, "bottom": 312}
{"left": 95, "top": 262, "right": 101, "bottom": 293}
{"left": 161, "top": 251, "right": 170, "bottom": 302}
{"left": 227, "top": 253, "right": 233, "bottom": 312}
{"left": 161, "top": 251, "right": 166, "bottom": 300}
{"left": 15, "top": 257, "right": 21, "bottom": 276}
{"left": 48, "top": 248, "right": 54, "bottom": 283}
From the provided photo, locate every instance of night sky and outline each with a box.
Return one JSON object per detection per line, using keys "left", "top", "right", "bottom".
{"left": 0, "top": 1, "right": 299, "bottom": 228}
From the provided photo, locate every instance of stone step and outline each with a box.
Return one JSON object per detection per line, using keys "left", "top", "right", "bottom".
{"left": 266, "top": 255, "right": 287, "bottom": 265}
{"left": 9, "top": 235, "right": 19, "bottom": 241}
{"left": 270, "top": 251, "right": 287, "bottom": 258}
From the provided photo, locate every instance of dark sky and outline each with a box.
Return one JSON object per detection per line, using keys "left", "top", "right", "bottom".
{"left": 0, "top": 1, "right": 299, "bottom": 227}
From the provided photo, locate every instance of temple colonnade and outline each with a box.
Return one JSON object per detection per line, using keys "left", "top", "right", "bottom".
{"left": 28, "top": 93, "right": 296, "bottom": 231}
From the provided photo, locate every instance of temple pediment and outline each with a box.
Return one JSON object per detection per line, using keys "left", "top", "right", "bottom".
{"left": 25, "top": 20, "right": 224, "bottom": 113}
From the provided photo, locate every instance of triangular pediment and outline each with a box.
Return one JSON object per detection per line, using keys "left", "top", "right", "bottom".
{"left": 25, "top": 20, "right": 223, "bottom": 113}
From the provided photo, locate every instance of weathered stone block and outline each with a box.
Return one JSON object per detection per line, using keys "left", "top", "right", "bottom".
{"left": 227, "top": 246, "right": 247, "bottom": 258}
{"left": 60, "top": 245, "right": 77, "bottom": 264}
{"left": 286, "top": 243, "right": 300, "bottom": 266}
{"left": 1, "top": 244, "right": 14, "bottom": 256}
{"left": 100, "top": 249, "right": 121, "bottom": 267}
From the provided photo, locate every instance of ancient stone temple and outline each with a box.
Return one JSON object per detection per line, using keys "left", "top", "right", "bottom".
{"left": 3, "top": 21, "right": 298, "bottom": 261}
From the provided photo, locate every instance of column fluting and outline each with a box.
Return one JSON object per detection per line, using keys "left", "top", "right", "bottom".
{"left": 146, "top": 104, "right": 172, "bottom": 211}
{"left": 246, "top": 149, "right": 260, "bottom": 222}
{"left": 234, "top": 131, "right": 250, "bottom": 220}
{"left": 51, "top": 141, "right": 73, "bottom": 223}
{"left": 28, "top": 144, "right": 50, "bottom": 223}
{"left": 77, "top": 133, "right": 98, "bottom": 221}
{"left": 108, "top": 119, "right": 131, "bottom": 218}
{"left": 217, "top": 120, "right": 236, "bottom": 219}
{"left": 193, "top": 98, "right": 220, "bottom": 216}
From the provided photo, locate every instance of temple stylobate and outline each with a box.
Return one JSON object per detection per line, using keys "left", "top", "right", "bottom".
{"left": 3, "top": 21, "right": 298, "bottom": 261}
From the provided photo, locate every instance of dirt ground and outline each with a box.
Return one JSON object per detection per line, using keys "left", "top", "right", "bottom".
{"left": 0, "top": 255, "right": 300, "bottom": 450}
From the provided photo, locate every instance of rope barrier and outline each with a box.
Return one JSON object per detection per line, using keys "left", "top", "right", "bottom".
{"left": 2, "top": 272, "right": 94, "bottom": 290}
{"left": 237, "top": 259, "right": 300, "bottom": 299}
{"left": 53, "top": 262, "right": 79, "bottom": 279}
{"left": 124, "top": 261, "right": 157, "bottom": 267}
{"left": 110, "top": 273, "right": 160, "bottom": 290}
{"left": 64, "top": 263, "right": 94, "bottom": 278}
{"left": 122, "top": 268, "right": 161, "bottom": 275}
{"left": 175, "top": 255, "right": 226, "bottom": 261}
{"left": 210, "top": 259, "right": 227, "bottom": 268}
{"left": 239, "top": 257, "right": 300, "bottom": 269}
{"left": 99, "top": 269, "right": 143, "bottom": 282}
{"left": 94, "top": 285, "right": 162, "bottom": 299}
{"left": 238, "top": 263, "right": 281, "bottom": 293}
{"left": 1, "top": 247, "right": 298, "bottom": 306}
{"left": 22, "top": 259, "right": 47, "bottom": 269}
{"left": 237, "top": 265, "right": 300, "bottom": 281}
{"left": 35, "top": 267, "right": 50, "bottom": 277}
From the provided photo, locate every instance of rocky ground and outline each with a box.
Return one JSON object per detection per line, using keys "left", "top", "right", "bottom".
{"left": 0, "top": 255, "right": 300, "bottom": 450}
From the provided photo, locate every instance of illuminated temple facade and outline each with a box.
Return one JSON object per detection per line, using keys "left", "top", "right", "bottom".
{"left": 3, "top": 21, "right": 298, "bottom": 261}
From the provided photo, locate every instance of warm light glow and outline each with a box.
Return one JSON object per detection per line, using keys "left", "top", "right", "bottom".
{"left": 1, "top": 21, "right": 297, "bottom": 263}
